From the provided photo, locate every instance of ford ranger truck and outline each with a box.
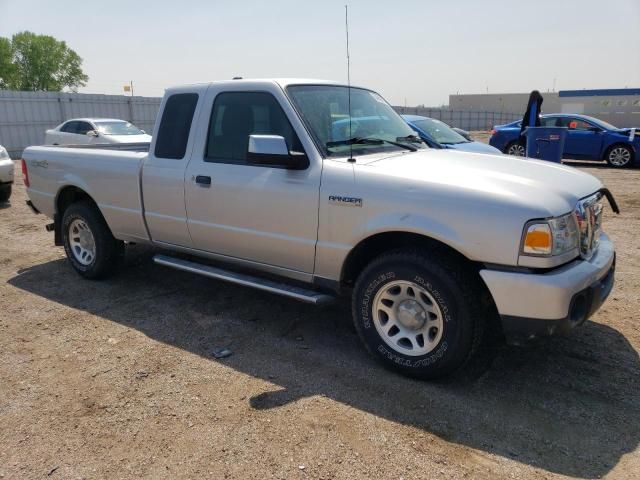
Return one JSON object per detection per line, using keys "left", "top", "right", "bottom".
{"left": 22, "top": 79, "right": 617, "bottom": 379}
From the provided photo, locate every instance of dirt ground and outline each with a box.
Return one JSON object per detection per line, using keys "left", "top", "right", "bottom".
{"left": 1, "top": 151, "right": 639, "bottom": 480}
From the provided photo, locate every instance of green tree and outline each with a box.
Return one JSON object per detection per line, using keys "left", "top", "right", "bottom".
{"left": 0, "top": 37, "right": 16, "bottom": 88}
{"left": 1, "top": 31, "right": 88, "bottom": 92}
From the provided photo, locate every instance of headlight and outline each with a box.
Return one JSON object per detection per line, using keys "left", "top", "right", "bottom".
{"left": 521, "top": 212, "right": 579, "bottom": 257}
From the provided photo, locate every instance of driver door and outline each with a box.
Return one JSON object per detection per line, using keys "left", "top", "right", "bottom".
{"left": 558, "top": 117, "right": 603, "bottom": 159}
{"left": 184, "top": 86, "right": 322, "bottom": 274}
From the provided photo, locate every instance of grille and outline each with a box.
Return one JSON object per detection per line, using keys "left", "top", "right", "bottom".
{"left": 575, "top": 193, "right": 603, "bottom": 259}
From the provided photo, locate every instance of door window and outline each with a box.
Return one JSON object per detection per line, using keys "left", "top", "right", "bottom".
{"left": 76, "top": 122, "right": 93, "bottom": 135}
{"left": 558, "top": 117, "right": 592, "bottom": 130}
{"left": 205, "top": 92, "right": 303, "bottom": 165}
{"left": 540, "top": 117, "right": 559, "bottom": 127}
{"left": 60, "top": 121, "right": 79, "bottom": 133}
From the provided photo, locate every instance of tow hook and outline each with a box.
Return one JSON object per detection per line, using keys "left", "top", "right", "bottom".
{"left": 45, "top": 223, "right": 55, "bottom": 232}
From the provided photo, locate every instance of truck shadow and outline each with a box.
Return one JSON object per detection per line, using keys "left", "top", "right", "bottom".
{"left": 8, "top": 247, "right": 640, "bottom": 479}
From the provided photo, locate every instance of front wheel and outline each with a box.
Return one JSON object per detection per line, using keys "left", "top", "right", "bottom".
{"left": 352, "top": 249, "right": 486, "bottom": 379}
{"left": 62, "top": 201, "right": 123, "bottom": 279}
{"left": 606, "top": 145, "right": 633, "bottom": 168}
{"left": 505, "top": 141, "right": 525, "bottom": 157}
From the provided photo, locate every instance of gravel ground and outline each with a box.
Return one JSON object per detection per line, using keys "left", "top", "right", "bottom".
{"left": 1, "top": 154, "right": 639, "bottom": 479}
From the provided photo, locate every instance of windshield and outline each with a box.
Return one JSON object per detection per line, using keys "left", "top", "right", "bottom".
{"left": 94, "top": 121, "right": 144, "bottom": 136}
{"left": 581, "top": 116, "right": 617, "bottom": 130}
{"left": 411, "top": 118, "right": 468, "bottom": 145}
{"left": 287, "top": 85, "right": 425, "bottom": 157}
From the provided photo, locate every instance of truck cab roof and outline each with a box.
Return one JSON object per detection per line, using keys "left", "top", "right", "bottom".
{"left": 164, "top": 78, "right": 361, "bottom": 95}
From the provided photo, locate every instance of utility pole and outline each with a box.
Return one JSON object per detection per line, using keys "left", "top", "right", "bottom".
{"left": 123, "top": 81, "right": 134, "bottom": 97}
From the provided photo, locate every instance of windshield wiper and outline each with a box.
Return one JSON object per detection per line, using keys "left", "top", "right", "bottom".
{"left": 395, "top": 134, "right": 424, "bottom": 144}
{"left": 326, "top": 137, "right": 417, "bottom": 152}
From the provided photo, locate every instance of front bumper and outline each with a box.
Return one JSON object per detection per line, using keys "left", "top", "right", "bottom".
{"left": 480, "top": 233, "right": 615, "bottom": 344}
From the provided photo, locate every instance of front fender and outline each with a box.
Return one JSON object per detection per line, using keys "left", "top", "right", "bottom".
{"left": 354, "top": 212, "right": 468, "bottom": 258}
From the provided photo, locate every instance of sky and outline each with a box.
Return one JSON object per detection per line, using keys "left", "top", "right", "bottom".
{"left": 1, "top": 0, "right": 639, "bottom": 106}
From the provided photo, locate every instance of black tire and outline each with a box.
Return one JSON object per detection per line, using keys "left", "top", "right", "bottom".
{"left": 61, "top": 201, "right": 123, "bottom": 279}
{"left": 0, "top": 184, "right": 11, "bottom": 203}
{"left": 352, "top": 249, "right": 486, "bottom": 380}
{"left": 504, "top": 140, "right": 526, "bottom": 157}
{"left": 605, "top": 144, "right": 634, "bottom": 168}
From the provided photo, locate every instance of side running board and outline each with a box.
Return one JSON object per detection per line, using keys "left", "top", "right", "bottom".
{"left": 153, "top": 255, "right": 335, "bottom": 305}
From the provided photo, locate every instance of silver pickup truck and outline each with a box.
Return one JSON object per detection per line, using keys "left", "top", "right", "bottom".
{"left": 22, "top": 79, "right": 617, "bottom": 379}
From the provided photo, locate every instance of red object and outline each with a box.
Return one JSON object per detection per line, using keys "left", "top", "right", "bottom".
{"left": 490, "top": 129, "right": 497, "bottom": 136}
{"left": 21, "top": 159, "right": 29, "bottom": 187}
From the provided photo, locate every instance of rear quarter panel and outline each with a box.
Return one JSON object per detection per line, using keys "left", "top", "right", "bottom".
{"left": 490, "top": 127, "right": 519, "bottom": 151}
{"left": 23, "top": 146, "right": 149, "bottom": 242}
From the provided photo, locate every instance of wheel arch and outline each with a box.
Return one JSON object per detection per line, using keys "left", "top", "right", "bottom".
{"left": 341, "top": 231, "right": 477, "bottom": 287}
{"left": 54, "top": 185, "right": 105, "bottom": 246}
{"left": 504, "top": 137, "right": 525, "bottom": 154}
{"left": 602, "top": 142, "right": 636, "bottom": 162}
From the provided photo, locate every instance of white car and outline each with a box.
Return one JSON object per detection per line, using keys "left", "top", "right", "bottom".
{"left": 0, "top": 145, "right": 14, "bottom": 202}
{"left": 45, "top": 118, "right": 151, "bottom": 146}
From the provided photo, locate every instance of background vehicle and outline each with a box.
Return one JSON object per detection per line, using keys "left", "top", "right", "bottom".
{"left": 0, "top": 145, "right": 14, "bottom": 202}
{"left": 452, "top": 127, "right": 473, "bottom": 141}
{"left": 490, "top": 114, "right": 640, "bottom": 167}
{"left": 22, "top": 79, "right": 616, "bottom": 380}
{"left": 45, "top": 118, "right": 151, "bottom": 146}
{"left": 402, "top": 114, "right": 501, "bottom": 154}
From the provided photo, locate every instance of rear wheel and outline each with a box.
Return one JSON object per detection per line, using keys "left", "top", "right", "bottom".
{"left": 0, "top": 184, "right": 11, "bottom": 203}
{"left": 605, "top": 145, "right": 633, "bottom": 168}
{"left": 505, "top": 141, "right": 525, "bottom": 157}
{"left": 62, "top": 201, "right": 123, "bottom": 279}
{"left": 352, "top": 249, "right": 486, "bottom": 379}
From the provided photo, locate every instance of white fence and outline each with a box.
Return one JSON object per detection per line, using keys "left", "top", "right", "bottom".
{"left": 0, "top": 91, "right": 162, "bottom": 158}
{"left": 393, "top": 106, "right": 521, "bottom": 131}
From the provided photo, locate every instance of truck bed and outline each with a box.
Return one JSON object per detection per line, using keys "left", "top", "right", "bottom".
{"left": 22, "top": 145, "right": 150, "bottom": 243}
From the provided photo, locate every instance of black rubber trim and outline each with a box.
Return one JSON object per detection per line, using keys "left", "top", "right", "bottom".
{"left": 500, "top": 258, "right": 615, "bottom": 345}
{"left": 599, "top": 188, "right": 620, "bottom": 214}
{"left": 26, "top": 200, "right": 40, "bottom": 214}
{"left": 53, "top": 213, "right": 63, "bottom": 246}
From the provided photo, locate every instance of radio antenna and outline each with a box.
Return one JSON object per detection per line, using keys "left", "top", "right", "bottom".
{"left": 345, "top": 5, "right": 355, "bottom": 163}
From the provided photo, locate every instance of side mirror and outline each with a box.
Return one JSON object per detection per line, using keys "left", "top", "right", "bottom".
{"left": 86, "top": 130, "right": 99, "bottom": 137}
{"left": 140, "top": 130, "right": 146, "bottom": 134}
{"left": 247, "top": 135, "right": 308, "bottom": 170}
{"left": 588, "top": 126, "right": 602, "bottom": 133}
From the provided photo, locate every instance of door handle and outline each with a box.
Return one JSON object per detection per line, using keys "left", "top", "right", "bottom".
{"left": 195, "top": 175, "right": 211, "bottom": 186}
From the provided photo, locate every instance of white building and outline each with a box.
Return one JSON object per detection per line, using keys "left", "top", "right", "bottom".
{"left": 449, "top": 88, "right": 640, "bottom": 127}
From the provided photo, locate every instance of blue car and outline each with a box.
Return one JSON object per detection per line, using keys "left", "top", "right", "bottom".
{"left": 489, "top": 114, "right": 640, "bottom": 168}
{"left": 402, "top": 115, "right": 501, "bottom": 155}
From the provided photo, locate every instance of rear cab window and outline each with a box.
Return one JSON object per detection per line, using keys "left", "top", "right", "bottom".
{"left": 154, "top": 93, "right": 199, "bottom": 159}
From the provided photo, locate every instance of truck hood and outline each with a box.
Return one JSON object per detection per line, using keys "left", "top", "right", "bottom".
{"left": 357, "top": 149, "right": 603, "bottom": 217}
{"left": 447, "top": 141, "right": 502, "bottom": 155}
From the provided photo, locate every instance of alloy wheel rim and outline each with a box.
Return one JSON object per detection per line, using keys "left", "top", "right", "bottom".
{"left": 509, "top": 144, "right": 525, "bottom": 156}
{"left": 372, "top": 280, "right": 444, "bottom": 356}
{"left": 69, "top": 219, "right": 96, "bottom": 266}
{"left": 609, "top": 147, "right": 630, "bottom": 166}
